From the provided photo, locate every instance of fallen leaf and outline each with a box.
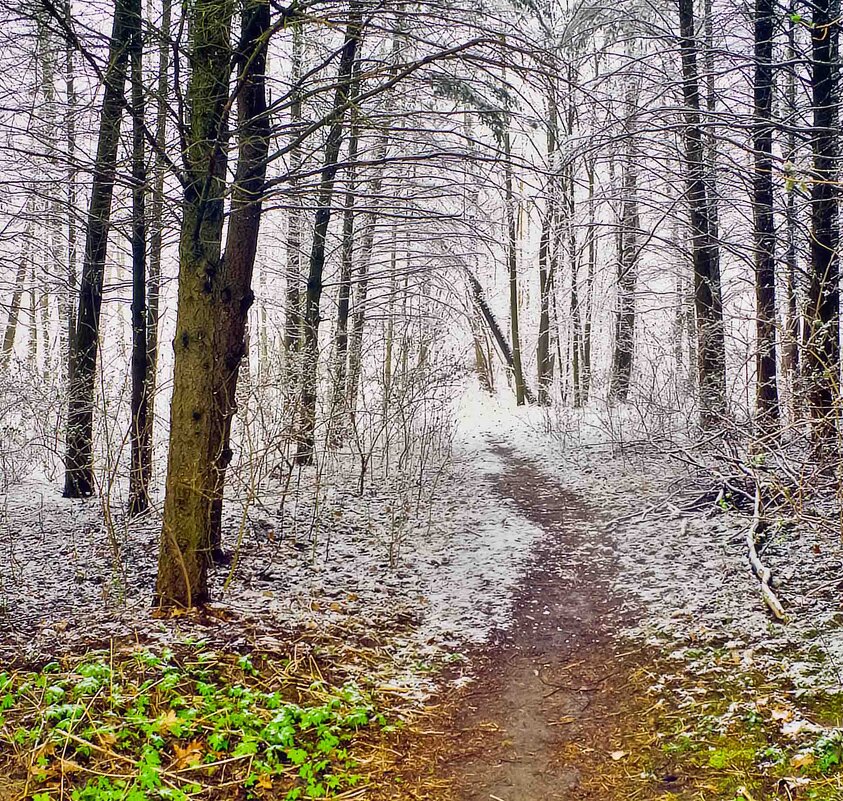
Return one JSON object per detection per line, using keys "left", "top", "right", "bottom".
{"left": 157, "top": 709, "right": 181, "bottom": 734}
{"left": 173, "top": 740, "right": 204, "bottom": 769}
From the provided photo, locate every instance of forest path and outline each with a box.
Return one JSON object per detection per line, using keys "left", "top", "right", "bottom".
{"left": 441, "top": 441, "right": 641, "bottom": 801}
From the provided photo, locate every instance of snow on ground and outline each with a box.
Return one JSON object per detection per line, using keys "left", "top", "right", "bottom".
{"left": 7, "top": 381, "right": 843, "bottom": 697}
{"left": 0, "top": 409, "right": 542, "bottom": 682}
{"left": 456, "top": 385, "right": 843, "bottom": 693}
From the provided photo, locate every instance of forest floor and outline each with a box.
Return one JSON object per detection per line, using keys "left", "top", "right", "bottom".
{"left": 3, "top": 388, "right": 843, "bottom": 799}
{"left": 372, "top": 394, "right": 843, "bottom": 801}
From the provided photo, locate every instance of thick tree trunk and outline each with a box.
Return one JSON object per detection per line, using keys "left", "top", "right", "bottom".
{"left": 62, "top": 0, "right": 133, "bottom": 497}
{"left": 677, "top": 0, "right": 727, "bottom": 428}
{"left": 154, "top": 0, "right": 234, "bottom": 608}
{"left": 128, "top": 0, "right": 149, "bottom": 516}
{"left": 206, "top": 0, "right": 273, "bottom": 560}
{"left": 804, "top": 0, "right": 840, "bottom": 451}
{"left": 295, "top": 7, "right": 362, "bottom": 465}
{"left": 751, "top": 0, "right": 779, "bottom": 439}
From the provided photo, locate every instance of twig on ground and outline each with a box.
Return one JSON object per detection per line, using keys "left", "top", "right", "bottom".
{"left": 746, "top": 476, "right": 786, "bottom": 622}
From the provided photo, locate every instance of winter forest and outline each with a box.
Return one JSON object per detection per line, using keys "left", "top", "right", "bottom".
{"left": 3, "top": 0, "right": 843, "bottom": 797}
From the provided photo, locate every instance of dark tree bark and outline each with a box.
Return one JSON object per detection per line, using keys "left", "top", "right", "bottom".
{"left": 782, "top": 9, "right": 800, "bottom": 416}
{"left": 610, "top": 71, "right": 639, "bottom": 403}
{"left": 206, "top": 0, "right": 273, "bottom": 562}
{"left": 677, "top": 0, "right": 727, "bottom": 428}
{"left": 62, "top": 0, "right": 133, "bottom": 497}
{"left": 128, "top": 0, "right": 149, "bottom": 516}
{"left": 295, "top": 5, "right": 363, "bottom": 465}
{"left": 154, "top": 0, "right": 234, "bottom": 608}
{"left": 751, "top": 0, "right": 780, "bottom": 439}
{"left": 804, "top": 0, "right": 840, "bottom": 450}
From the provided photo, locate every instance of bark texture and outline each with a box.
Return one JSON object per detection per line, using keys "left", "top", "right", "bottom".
{"left": 63, "top": 0, "right": 133, "bottom": 497}
{"left": 751, "top": 0, "right": 780, "bottom": 438}
{"left": 155, "top": 0, "right": 235, "bottom": 607}
{"left": 804, "top": 0, "right": 840, "bottom": 450}
{"left": 677, "top": 0, "right": 727, "bottom": 428}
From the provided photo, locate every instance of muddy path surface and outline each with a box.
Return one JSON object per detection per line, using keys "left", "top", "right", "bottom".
{"left": 440, "top": 443, "right": 646, "bottom": 801}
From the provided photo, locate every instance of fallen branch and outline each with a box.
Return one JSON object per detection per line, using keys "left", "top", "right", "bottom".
{"left": 746, "top": 475, "right": 786, "bottom": 621}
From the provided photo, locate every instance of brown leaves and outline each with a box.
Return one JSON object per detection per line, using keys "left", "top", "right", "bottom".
{"left": 172, "top": 740, "right": 204, "bottom": 770}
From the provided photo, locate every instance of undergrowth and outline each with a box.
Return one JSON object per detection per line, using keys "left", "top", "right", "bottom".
{"left": 0, "top": 641, "right": 394, "bottom": 800}
{"left": 627, "top": 647, "right": 843, "bottom": 800}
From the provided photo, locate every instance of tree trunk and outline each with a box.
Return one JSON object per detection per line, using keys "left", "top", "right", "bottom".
{"left": 537, "top": 90, "right": 557, "bottom": 405}
{"left": 537, "top": 208, "right": 553, "bottom": 405}
{"left": 64, "top": 0, "right": 77, "bottom": 386}
{"left": 610, "top": 71, "right": 639, "bottom": 403}
{"left": 28, "top": 261, "right": 37, "bottom": 371}
{"left": 138, "top": 0, "right": 172, "bottom": 509}
{"left": 346, "top": 6, "right": 404, "bottom": 422}
{"left": 295, "top": 6, "right": 362, "bottom": 465}
{"left": 329, "top": 58, "right": 361, "bottom": 445}
{"left": 751, "top": 0, "right": 780, "bottom": 439}
{"left": 346, "top": 130, "right": 389, "bottom": 424}
{"left": 804, "top": 0, "right": 840, "bottom": 450}
{"left": 677, "top": 0, "right": 727, "bottom": 428}
{"left": 285, "top": 20, "right": 304, "bottom": 360}
{"left": 128, "top": 0, "right": 149, "bottom": 516}
{"left": 781, "top": 9, "right": 800, "bottom": 421}
{"left": 154, "top": 0, "right": 234, "bottom": 608}
{"left": 63, "top": 0, "right": 133, "bottom": 497}
{"left": 503, "top": 126, "right": 526, "bottom": 406}
{"left": 466, "top": 269, "right": 535, "bottom": 403}
{"left": 1, "top": 237, "right": 30, "bottom": 374}
{"left": 582, "top": 159, "right": 596, "bottom": 403}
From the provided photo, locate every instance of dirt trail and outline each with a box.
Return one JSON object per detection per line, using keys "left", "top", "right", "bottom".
{"left": 442, "top": 443, "right": 642, "bottom": 801}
